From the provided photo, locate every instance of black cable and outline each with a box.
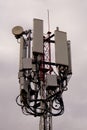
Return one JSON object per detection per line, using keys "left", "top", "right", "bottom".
{"left": 16, "top": 95, "right": 23, "bottom": 107}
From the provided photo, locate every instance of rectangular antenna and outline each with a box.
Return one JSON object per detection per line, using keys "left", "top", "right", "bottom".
{"left": 67, "top": 41, "right": 72, "bottom": 74}
{"left": 19, "top": 37, "right": 25, "bottom": 70}
{"left": 33, "top": 19, "right": 43, "bottom": 54}
{"left": 55, "top": 29, "right": 69, "bottom": 66}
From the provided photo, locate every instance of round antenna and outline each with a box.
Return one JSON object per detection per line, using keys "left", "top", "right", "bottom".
{"left": 12, "top": 26, "right": 23, "bottom": 38}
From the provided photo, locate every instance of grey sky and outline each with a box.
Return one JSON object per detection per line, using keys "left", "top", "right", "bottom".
{"left": 0, "top": 0, "right": 87, "bottom": 130}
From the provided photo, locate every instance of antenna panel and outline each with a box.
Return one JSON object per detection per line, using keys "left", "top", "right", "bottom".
{"left": 33, "top": 19, "right": 43, "bottom": 54}
{"left": 55, "top": 30, "right": 68, "bottom": 66}
{"left": 67, "top": 41, "right": 72, "bottom": 74}
{"left": 19, "top": 37, "right": 24, "bottom": 70}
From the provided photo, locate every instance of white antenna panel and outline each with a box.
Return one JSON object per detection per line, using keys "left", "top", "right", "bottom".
{"left": 19, "top": 37, "right": 24, "bottom": 70}
{"left": 55, "top": 30, "right": 68, "bottom": 66}
{"left": 33, "top": 19, "right": 43, "bottom": 54}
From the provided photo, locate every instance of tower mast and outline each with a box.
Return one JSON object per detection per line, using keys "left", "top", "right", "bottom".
{"left": 12, "top": 18, "right": 72, "bottom": 130}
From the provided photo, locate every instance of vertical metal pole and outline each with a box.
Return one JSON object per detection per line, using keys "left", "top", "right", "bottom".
{"left": 27, "top": 30, "right": 32, "bottom": 58}
{"left": 47, "top": 10, "right": 50, "bottom": 32}
{"left": 47, "top": 31, "right": 51, "bottom": 73}
{"left": 19, "top": 37, "right": 26, "bottom": 70}
{"left": 39, "top": 32, "right": 52, "bottom": 130}
{"left": 47, "top": 31, "right": 52, "bottom": 130}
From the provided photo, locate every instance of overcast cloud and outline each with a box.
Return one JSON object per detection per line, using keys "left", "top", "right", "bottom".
{"left": 0, "top": 0, "right": 87, "bottom": 130}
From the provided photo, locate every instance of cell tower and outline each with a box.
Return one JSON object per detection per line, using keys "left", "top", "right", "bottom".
{"left": 12, "top": 18, "right": 72, "bottom": 130}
